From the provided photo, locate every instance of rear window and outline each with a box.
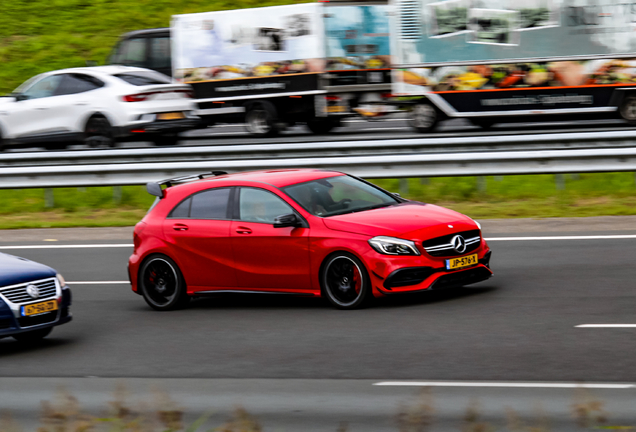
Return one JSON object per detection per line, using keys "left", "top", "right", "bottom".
{"left": 113, "top": 71, "right": 171, "bottom": 86}
{"left": 168, "top": 188, "right": 231, "bottom": 220}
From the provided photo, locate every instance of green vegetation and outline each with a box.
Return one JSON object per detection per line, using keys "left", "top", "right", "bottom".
{"left": 1, "top": 173, "right": 636, "bottom": 229}
{"left": 0, "top": 0, "right": 309, "bottom": 95}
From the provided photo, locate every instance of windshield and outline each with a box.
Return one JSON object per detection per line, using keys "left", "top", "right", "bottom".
{"left": 283, "top": 175, "right": 399, "bottom": 217}
{"left": 12, "top": 75, "right": 42, "bottom": 95}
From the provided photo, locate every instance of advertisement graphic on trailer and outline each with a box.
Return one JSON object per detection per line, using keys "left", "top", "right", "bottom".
{"left": 394, "top": 0, "right": 636, "bottom": 96}
{"left": 171, "top": 4, "right": 324, "bottom": 84}
{"left": 324, "top": 5, "right": 392, "bottom": 70}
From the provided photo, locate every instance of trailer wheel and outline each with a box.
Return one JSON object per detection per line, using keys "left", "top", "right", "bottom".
{"left": 245, "top": 102, "right": 279, "bottom": 137}
{"left": 620, "top": 96, "right": 636, "bottom": 124}
{"left": 409, "top": 102, "right": 438, "bottom": 133}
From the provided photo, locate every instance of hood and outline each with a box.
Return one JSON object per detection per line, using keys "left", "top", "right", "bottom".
{"left": 0, "top": 96, "right": 16, "bottom": 106}
{"left": 0, "top": 253, "right": 56, "bottom": 287}
{"left": 322, "top": 202, "right": 478, "bottom": 240}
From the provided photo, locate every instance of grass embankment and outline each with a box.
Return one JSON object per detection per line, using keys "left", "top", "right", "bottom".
{"left": 1, "top": 173, "right": 635, "bottom": 229}
{"left": 0, "top": 0, "right": 308, "bottom": 95}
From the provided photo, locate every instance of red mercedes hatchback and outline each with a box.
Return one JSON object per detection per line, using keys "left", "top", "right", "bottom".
{"left": 128, "top": 169, "right": 492, "bottom": 310}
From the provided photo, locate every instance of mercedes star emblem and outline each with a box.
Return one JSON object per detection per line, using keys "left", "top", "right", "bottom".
{"left": 25, "top": 284, "right": 40, "bottom": 299}
{"left": 451, "top": 235, "right": 467, "bottom": 254}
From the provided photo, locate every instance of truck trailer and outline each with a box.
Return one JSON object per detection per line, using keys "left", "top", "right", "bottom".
{"left": 111, "top": 1, "right": 395, "bottom": 137}
{"left": 391, "top": 0, "right": 636, "bottom": 131}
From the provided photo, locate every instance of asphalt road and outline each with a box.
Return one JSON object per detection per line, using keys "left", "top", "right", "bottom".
{"left": 2, "top": 217, "right": 636, "bottom": 430}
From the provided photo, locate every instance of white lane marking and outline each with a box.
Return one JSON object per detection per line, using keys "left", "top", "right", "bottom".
{"left": 486, "top": 235, "right": 636, "bottom": 241}
{"left": 0, "top": 244, "right": 133, "bottom": 250}
{"left": 0, "top": 235, "right": 634, "bottom": 251}
{"left": 576, "top": 324, "right": 636, "bottom": 328}
{"left": 66, "top": 281, "right": 130, "bottom": 285}
{"left": 374, "top": 381, "right": 635, "bottom": 389}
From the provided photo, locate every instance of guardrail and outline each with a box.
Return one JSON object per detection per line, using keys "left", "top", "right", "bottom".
{"left": 3, "top": 130, "right": 636, "bottom": 169}
{"left": 2, "top": 144, "right": 636, "bottom": 189}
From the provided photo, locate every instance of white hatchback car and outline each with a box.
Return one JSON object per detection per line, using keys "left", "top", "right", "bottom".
{"left": 0, "top": 65, "right": 199, "bottom": 150}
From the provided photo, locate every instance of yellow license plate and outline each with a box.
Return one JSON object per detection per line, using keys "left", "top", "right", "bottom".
{"left": 326, "top": 105, "right": 346, "bottom": 113}
{"left": 446, "top": 254, "right": 478, "bottom": 270}
{"left": 157, "top": 112, "right": 185, "bottom": 120}
{"left": 22, "top": 300, "right": 58, "bottom": 317}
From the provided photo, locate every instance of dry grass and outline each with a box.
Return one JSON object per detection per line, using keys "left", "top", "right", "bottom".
{"left": 2, "top": 385, "right": 635, "bottom": 431}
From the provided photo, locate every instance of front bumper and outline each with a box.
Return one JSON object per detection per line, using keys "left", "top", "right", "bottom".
{"left": 366, "top": 246, "right": 493, "bottom": 296}
{"left": 0, "top": 285, "right": 72, "bottom": 338}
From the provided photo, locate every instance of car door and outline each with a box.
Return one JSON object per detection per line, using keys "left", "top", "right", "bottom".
{"left": 162, "top": 187, "right": 238, "bottom": 292}
{"left": 230, "top": 187, "right": 311, "bottom": 291}
{"left": 52, "top": 73, "right": 106, "bottom": 134}
{"left": 8, "top": 74, "right": 64, "bottom": 138}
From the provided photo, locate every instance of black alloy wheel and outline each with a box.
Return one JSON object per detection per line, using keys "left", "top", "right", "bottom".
{"left": 84, "top": 115, "right": 115, "bottom": 147}
{"left": 13, "top": 327, "right": 52, "bottom": 342}
{"left": 139, "top": 255, "right": 189, "bottom": 311}
{"left": 321, "top": 253, "right": 371, "bottom": 309}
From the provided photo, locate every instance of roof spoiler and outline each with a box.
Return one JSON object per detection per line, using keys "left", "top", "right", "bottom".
{"left": 145, "top": 171, "right": 228, "bottom": 198}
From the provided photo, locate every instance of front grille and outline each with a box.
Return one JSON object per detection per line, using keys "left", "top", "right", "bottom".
{"left": 0, "top": 278, "right": 57, "bottom": 304}
{"left": 17, "top": 311, "right": 57, "bottom": 328}
{"left": 422, "top": 230, "right": 481, "bottom": 257}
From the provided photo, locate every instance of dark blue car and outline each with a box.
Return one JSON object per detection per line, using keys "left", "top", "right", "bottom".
{"left": 0, "top": 252, "right": 72, "bottom": 342}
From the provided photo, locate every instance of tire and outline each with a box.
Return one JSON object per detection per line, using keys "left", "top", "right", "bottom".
{"left": 320, "top": 252, "right": 372, "bottom": 310}
{"left": 139, "top": 255, "right": 190, "bottom": 311}
{"left": 306, "top": 118, "right": 338, "bottom": 135}
{"left": 409, "top": 102, "right": 438, "bottom": 133}
{"left": 152, "top": 134, "right": 179, "bottom": 146}
{"left": 13, "top": 327, "right": 52, "bottom": 342}
{"left": 245, "top": 102, "right": 279, "bottom": 137}
{"left": 84, "top": 115, "right": 114, "bottom": 147}
{"left": 620, "top": 96, "right": 636, "bottom": 124}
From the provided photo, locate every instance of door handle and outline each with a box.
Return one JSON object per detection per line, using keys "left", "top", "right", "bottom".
{"left": 173, "top": 223, "right": 188, "bottom": 231}
{"left": 235, "top": 226, "right": 252, "bottom": 234}
{"left": 75, "top": 102, "right": 89, "bottom": 106}
{"left": 35, "top": 107, "right": 48, "bottom": 110}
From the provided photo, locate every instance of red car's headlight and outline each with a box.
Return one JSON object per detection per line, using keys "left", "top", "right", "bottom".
{"left": 368, "top": 236, "right": 420, "bottom": 256}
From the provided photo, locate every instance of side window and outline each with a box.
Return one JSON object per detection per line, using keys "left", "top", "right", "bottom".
{"left": 239, "top": 188, "right": 294, "bottom": 224}
{"left": 149, "top": 37, "right": 171, "bottom": 69}
{"left": 190, "top": 188, "right": 231, "bottom": 219}
{"left": 56, "top": 74, "right": 104, "bottom": 96}
{"left": 118, "top": 38, "right": 147, "bottom": 67}
{"left": 169, "top": 197, "right": 191, "bottom": 218}
{"left": 21, "top": 75, "right": 63, "bottom": 100}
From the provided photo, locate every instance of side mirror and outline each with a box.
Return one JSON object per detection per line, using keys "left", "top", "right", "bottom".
{"left": 14, "top": 94, "right": 28, "bottom": 102}
{"left": 273, "top": 213, "right": 301, "bottom": 228}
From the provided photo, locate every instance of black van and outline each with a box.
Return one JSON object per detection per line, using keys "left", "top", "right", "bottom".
{"left": 109, "top": 29, "right": 172, "bottom": 77}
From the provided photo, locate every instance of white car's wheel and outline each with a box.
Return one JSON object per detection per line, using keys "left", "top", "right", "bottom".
{"left": 84, "top": 115, "right": 114, "bottom": 147}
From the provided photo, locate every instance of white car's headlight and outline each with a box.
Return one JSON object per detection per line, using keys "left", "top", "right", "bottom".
{"left": 368, "top": 236, "right": 420, "bottom": 256}
{"left": 56, "top": 273, "right": 67, "bottom": 287}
